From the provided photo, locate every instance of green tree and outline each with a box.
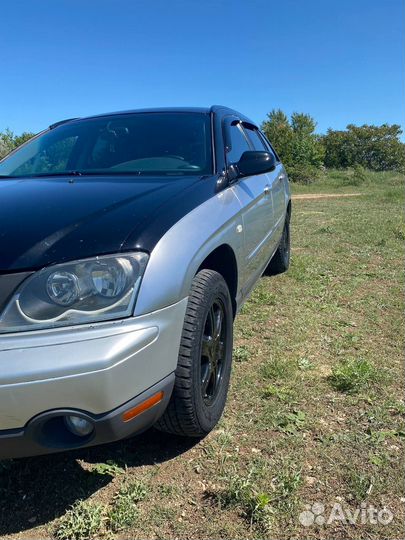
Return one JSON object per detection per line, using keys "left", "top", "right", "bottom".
{"left": 0, "top": 128, "right": 15, "bottom": 158}
{"left": 0, "top": 129, "right": 35, "bottom": 159}
{"left": 323, "top": 124, "right": 405, "bottom": 171}
{"left": 13, "top": 131, "right": 34, "bottom": 148}
{"left": 261, "top": 110, "right": 324, "bottom": 182}
{"left": 290, "top": 112, "right": 324, "bottom": 169}
{"left": 261, "top": 109, "right": 293, "bottom": 167}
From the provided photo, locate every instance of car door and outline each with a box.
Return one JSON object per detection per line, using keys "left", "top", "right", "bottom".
{"left": 259, "top": 131, "right": 286, "bottom": 244}
{"left": 224, "top": 119, "right": 273, "bottom": 294}
{"left": 243, "top": 124, "right": 282, "bottom": 258}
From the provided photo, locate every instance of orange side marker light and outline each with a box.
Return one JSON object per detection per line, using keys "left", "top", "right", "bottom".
{"left": 122, "top": 391, "right": 164, "bottom": 422}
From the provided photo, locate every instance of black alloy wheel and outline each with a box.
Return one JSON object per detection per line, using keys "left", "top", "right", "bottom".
{"left": 200, "top": 298, "right": 228, "bottom": 405}
{"left": 155, "top": 269, "right": 233, "bottom": 437}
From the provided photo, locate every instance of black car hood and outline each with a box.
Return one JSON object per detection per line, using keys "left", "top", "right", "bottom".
{"left": 0, "top": 175, "right": 213, "bottom": 272}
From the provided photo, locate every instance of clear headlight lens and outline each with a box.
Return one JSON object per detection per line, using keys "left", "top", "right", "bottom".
{"left": 46, "top": 271, "right": 81, "bottom": 306}
{"left": 0, "top": 252, "right": 148, "bottom": 333}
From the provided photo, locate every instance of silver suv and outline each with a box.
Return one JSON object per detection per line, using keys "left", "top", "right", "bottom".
{"left": 0, "top": 106, "right": 291, "bottom": 458}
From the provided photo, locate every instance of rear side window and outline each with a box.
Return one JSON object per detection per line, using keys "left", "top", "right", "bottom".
{"left": 227, "top": 123, "right": 251, "bottom": 164}
{"left": 243, "top": 125, "right": 267, "bottom": 151}
{"left": 259, "top": 130, "right": 279, "bottom": 161}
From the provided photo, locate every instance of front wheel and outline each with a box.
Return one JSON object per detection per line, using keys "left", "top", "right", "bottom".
{"left": 155, "top": 269, "right": 233, "bottom": 437}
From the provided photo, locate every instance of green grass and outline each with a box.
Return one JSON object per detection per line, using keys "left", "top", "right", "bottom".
{"left": 54, "top": 482, "right": 148, "bottom": 539}
{"left": 1, "top": 169, "right": 404, "bottom": 540}
{"left": 217, "top": 459, "right": 302, "bottom": 534}
{"left": 54, "top": 500, "right": 104, "bottom": 540}
{"left": 90, "top": 460, "right": 125, "bottom": 477}
{"left": 328, "top": 357, "right": 380, "bottom": 393}
{"left": 108, "top": 481, "right": 147, "bottom": 532}
{"left": 233, "top": 345, "right": 251, "bottom": 362}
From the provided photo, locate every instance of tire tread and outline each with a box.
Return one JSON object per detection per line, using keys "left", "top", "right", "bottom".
{"left": 155, "top": 270, "right": 231, "bottom": 437}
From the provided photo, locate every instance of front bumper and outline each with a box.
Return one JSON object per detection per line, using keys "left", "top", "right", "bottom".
{"left": 0, "top": 374, "right": 174, "bottom": 459}
{"left": 0, "top": 298, "right": 188, "bottom": 459}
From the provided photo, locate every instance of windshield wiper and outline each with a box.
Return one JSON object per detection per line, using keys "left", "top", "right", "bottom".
{"left": 29, "top": 171, "right": 88, "bottom": 177}
{"left": 0, "top": 171, "right": 102, "bottom": 179}
{"left": 0, "top": 170, "right": 192, "bottom": 179}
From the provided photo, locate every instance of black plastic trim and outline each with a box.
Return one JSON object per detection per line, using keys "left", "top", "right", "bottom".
{"left": 0, "top": 272, "right": 33, "bottom": 313}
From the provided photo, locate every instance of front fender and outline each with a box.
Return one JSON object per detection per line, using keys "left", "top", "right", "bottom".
{"left": 134, "top": 187, "right": 243, "bottom": 316}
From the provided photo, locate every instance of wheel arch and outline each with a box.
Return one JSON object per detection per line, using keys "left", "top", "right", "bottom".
{"left": 197, "top": 244, "right": 238, "bottom": 316}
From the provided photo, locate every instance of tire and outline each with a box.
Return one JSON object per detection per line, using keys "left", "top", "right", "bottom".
{"left": 155, "top": 269, "right": 234, "bottom": 437}
{"left": 264, "top": 215, "right": 291, "bottom": 276}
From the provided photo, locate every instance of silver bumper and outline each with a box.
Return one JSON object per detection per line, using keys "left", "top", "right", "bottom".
{"left": 0, "top": 298, "right": 188, "bottom": 430}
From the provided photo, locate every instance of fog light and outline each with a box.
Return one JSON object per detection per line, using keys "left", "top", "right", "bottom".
{"left": 64, "top": 415, "right": 94, "bottom": 437}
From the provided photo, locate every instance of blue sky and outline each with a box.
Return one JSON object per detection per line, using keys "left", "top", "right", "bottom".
{"left": 1, "top": 0, "right": 404, "bottom": 136}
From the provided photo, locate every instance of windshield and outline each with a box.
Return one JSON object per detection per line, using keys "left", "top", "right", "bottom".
{"left": 0, "top": 112, "right": 213, "bottom": 178}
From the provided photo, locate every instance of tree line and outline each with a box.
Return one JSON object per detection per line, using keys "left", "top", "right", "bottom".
{"left": 0, "top": 129, "right": 34, "bottom": 160}
{"left": 1, "top": 112, "right": 404, "bottom": 182}
{"left": 262, "top": 110, "right": 405, "bottom": 182}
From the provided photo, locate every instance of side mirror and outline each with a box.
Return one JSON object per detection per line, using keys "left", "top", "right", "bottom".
{"left": 234, "top": 151, "right": 276, "bottom": 178}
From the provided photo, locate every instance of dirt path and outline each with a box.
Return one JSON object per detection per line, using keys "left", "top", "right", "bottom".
{"left": 292, "top": 192, "right": 362, "bottom": 200}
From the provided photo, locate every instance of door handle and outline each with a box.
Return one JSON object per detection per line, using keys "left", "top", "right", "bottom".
{"left": 264, "top": 185, "right": 271, "bottom": 195}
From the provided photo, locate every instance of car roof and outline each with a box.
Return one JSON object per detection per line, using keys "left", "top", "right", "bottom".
{"left": 50, "top": 106, "right": 257, "bottom": 129}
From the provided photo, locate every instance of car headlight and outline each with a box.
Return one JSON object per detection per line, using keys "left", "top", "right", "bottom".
{"left": 0, "top": 252, "right": 148, "bottom": 333}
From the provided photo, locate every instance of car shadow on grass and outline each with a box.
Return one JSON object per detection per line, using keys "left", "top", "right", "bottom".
{"left": 0, "top": 428, "right": 198, "bottom": 536}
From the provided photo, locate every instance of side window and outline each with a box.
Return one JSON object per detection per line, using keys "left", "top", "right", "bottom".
{"left": 243, "top": 126, "right": 267, "bottom": 151}
{"left": 226, "top": 123, "right": 251, "bottom": 164}
{"left": 259, "top": 130, "right": 280, "bottom": 161}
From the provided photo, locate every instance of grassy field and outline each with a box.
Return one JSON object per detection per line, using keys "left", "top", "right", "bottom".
{"left": 1, "top": 169, "right": 404, "bottom": 540}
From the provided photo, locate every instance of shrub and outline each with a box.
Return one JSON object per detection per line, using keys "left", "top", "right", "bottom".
{"left": 348, "top": 164, "right": 369, "bottom": 185}
{"left": 288, "top": 163, "right": 322, "bottom": 184}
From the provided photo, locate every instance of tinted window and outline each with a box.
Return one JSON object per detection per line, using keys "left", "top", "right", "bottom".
{"left": 244, "top": 126, "right": 267, "bottom": 151}
{"left": 0, "top": 113, "right": 213, "bottom": 178}
{"left": 227, "top": 123, "right": 251, "bottom": 164}
{"left": 259, "top": 130, "right": 279, "bottom": 160}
